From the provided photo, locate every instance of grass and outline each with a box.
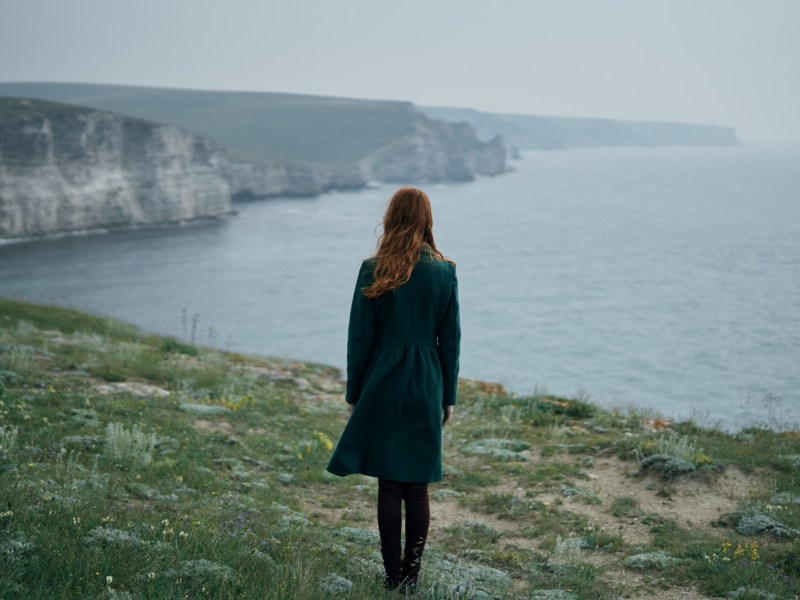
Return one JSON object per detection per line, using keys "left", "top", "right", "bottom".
{"left": 1, "top": 297, "right": 799, "bottom": 599}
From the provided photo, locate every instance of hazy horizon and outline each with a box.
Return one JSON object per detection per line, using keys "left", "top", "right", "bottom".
{"left": 2, "top": 0, "right": 799, "bottom": 143}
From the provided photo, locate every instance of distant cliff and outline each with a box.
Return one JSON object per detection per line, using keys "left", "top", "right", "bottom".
{"left": 0, "top": 98, "right": 231, "bottom": 239}
{"left": 0, "top": 83, "right": 507, "bottom": 198}
{"left": 420, "top": 106, "right": 741, "bottom": 152}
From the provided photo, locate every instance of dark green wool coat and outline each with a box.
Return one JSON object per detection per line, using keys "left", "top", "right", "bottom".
{"left": 326, "top": 247, "right": 460, "bottom": 483}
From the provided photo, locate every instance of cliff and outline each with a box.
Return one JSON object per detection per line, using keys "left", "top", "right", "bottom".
{"left": 0, "top": 98, "right": 232, "bottom": 239}
{"left": 0, "top": 83, "right": 507, "bottom": 197}
{"left": 420, "top": 106, "right": 741, "bottom": 151}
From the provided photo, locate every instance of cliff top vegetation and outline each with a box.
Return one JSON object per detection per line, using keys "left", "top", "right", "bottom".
{"left": 0, "top": 97, "right": 97, "bottom": 118}
{"left": 0, "top": 83, "right": 429, "bottom": 167}
{"left": 0, "top": 298, "right": 798, "bottom": 599}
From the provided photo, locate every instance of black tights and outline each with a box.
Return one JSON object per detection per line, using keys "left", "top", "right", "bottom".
{"left": 377, "top": 479, "right": 430, "bottom": 586}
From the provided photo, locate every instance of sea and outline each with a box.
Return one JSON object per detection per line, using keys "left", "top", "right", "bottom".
{"left": 1, "top": 145, "right": 798, "bottom": 431}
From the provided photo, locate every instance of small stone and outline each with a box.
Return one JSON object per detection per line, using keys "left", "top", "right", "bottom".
{"left": 583, "top": 457, "right": 595, "bottom": 468}
{"left": 224, "top": 435, "right": 239, "bottom": 445}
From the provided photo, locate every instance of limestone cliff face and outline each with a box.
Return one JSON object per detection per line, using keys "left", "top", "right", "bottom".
{"left": 227, "top": 118, "right": 507, "bottom": 198}
{"left": 359, "top": 117, "right": 507, "bottom": 183}
{"left": 0, "top": 98, "right": 232, "bottom": 239}
{"left": 228, "top": 161, "right": 366, "bottom": 199}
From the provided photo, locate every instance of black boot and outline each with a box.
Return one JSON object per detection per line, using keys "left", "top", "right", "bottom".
{"left": 383, "top": 573, "right": 402, "bottom": 591}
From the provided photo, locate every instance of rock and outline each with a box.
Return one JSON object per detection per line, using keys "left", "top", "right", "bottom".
{"left": 95, "top": 382, "right": 170, "bottom": 398}
{"left": 224, "top": 435, "right": 240, "bottom": 445}
{"left": 735, "top": 514, "right": 800, "bottom": 538}
{"left": 178, "top": 403, "right": 231, "bottom": 416}
{"left": 623, "top": 552, "right": 680, "bottom": 571}
{"left": 425, "top": 554, "right": 513, "bottom": 597}
{"left": 583, "top": 457, "right": 595, "bottom": 468}
{"left": 0, "top": 98, "right": 231, "bottom": 240}
{"left": 461, "top": 438, "right": 531, "bottom": 461}
{"left": 770, "top": 492, "right": 800, "bottom": 505}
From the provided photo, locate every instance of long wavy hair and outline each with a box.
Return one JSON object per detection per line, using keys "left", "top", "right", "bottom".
{"left": 362, "top": 187, "right": 454, "bottom": 298}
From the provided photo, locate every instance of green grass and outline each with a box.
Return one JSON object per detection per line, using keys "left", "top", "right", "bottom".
{"left": 1, "top": 297, "right": 799, "bottom": 599}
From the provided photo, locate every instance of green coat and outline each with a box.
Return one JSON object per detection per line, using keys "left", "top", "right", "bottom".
{"left": 326, "top": 246, "right": 460, "bottom": 483}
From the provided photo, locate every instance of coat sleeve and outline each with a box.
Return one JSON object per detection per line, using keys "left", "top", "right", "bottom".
{"left": 345, "top": 260, "right": 376, "bottom": 405}
{"left": 437, "top": 270, "right": 461, "bottom": 407}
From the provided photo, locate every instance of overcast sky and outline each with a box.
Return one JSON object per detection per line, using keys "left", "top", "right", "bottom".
{"left": 2, "top": 0, "right": 798, "bottom": 142}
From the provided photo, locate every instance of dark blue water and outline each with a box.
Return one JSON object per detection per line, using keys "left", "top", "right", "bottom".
{"left": 2, "top": 145, "right": 798, "bottom": 430}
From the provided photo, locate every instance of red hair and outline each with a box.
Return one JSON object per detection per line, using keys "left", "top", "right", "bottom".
{"left": 363, "top": 187, "right": 453, "bottom": 298}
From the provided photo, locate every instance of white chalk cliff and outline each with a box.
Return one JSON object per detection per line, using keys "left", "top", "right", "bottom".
{"left": 0, "top": 98, "right": 232, "bottom": 239}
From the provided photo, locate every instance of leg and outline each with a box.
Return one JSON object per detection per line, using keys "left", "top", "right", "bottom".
{"left": 401, "top": 482, "right": 430, "bottom": 586}
{"left": 377, "top": 478, "right": 403, "bottom": 588}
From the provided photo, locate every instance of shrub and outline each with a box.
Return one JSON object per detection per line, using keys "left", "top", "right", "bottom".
{"left": 102, "top": 422, "right": 157, "bottom": 467}
{"left": 319, "top": 573, "right": 352, "bottom": 594}
{"left": 0, "top": 425, "right": 18, "bottom": 454}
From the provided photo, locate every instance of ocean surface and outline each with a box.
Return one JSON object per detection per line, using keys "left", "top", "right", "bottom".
{"left": 1, "top": 145, "right": 798, "bottom": 431}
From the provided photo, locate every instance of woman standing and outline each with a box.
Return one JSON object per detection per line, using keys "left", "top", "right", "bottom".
{"left": 326, "top": 186, "right": 461, "bottom": 592}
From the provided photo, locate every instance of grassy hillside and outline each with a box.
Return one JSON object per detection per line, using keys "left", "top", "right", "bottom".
{"left": 0, "top": 298, "right": 798, "bottom": 599}
{"left": 0, "top": 83, "right": 421, "bottom": 166}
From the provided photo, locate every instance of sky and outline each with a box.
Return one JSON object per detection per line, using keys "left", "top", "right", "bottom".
{"left": 1, "top": 0, "right": 798, "bottom": 142}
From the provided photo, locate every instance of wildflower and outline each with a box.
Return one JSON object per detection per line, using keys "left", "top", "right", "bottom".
{"left": 313, "top": 431, "right": 334, "bottom": 452}
{"left": 748, "top": 541, "right": 759, "bottom": 561}
{"left": 721, "top": 541, "right": 732, "bottom": 553}
{"left": 734, "top": 544, "right": 746, "bottom": 559}
{"left": 179, "top": 531, "right": 188, "bottom": 538}
{"left": 72, "top": 516, "right": 80, "bottom": 525}
{"left": 0, "top": 511, "right": 13, "bottom": 518}
{"left": 297, "top": 453, "right": 303, "bottom": 461}
{"left": 106, "top": 575, "right": 113, "bottom": 585}
{"left": 148, "top": 572, "right": 156, "bottom": 580}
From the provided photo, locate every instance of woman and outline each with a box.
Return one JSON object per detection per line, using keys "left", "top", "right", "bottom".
{"left": 326, "top": 186, "right": 460, "bottom": 592}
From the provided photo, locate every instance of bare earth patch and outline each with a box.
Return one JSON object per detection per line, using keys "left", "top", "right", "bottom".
{"left": 191, "top": 419, "right": 233, "bottom": 435}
